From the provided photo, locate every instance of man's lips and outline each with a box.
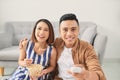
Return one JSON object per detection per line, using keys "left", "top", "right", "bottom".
{"left": 66, "top": 37, "right": 74, "bottom": 41}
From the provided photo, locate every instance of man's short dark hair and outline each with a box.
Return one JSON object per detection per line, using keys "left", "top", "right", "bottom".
{"left": 59, "top": 13, "right": 79, "bottom": 26}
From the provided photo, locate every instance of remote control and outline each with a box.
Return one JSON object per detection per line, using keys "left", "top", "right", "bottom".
{"left": 70, "top": 66, "right": 82, "bottom": 73}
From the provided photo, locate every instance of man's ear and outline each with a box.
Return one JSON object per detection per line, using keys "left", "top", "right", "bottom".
{"left": 59, "top": 27, "right": 61, "bottom": 36}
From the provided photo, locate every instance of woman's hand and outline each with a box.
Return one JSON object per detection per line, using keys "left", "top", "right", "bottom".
{"left": 23, "top": 58, "right": 33, "bottom": 67}
{"left": 37, "top": 69, "right": 47, "bottom": 77}
{"left": 30, "top": 69, "right": 47, "bottom": 79}
{"left": 30, "top": 76, "right": 38, "bottom": 80}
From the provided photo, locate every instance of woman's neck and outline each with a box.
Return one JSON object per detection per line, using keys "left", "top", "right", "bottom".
{"left": 34, "top": 42, "right": 47, "bottom": 54}
{"left": 35, "top": 42, "right": 47, "bottom": 49}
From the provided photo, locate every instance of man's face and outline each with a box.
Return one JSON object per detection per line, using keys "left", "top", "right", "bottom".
{"left": 59, "top": 20, "right": 79, "bottom": 48}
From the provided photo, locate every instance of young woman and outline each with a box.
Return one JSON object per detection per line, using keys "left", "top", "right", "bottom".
{"left": 9, "top": 19, "right": 57, "bottom": 80}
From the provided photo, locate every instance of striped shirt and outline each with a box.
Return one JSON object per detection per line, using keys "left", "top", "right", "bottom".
{"left": 9, "top": 40, "right": 52, "bottom": 80}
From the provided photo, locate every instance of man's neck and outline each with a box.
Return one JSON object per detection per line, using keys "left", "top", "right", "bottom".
{"left": 65, "top": 44, "right": 73, "bottom": 48}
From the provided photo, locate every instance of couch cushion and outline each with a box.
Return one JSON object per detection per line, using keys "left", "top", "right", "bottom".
{"left": 80, "top": 26, "right": 97, "bottom": 44}
{"left": 0, "top": 33, "right": 12, "bottom": 49}
{"left": 52, "top": 22, "right": 60, "bottom": 38}
{"left": 79, "top": 22, "right": 97, "bottom": 44}
{"left": 0, "top": 46, "right": 19, "bottom": 61}
{"left": 5, "top": 22, "right": 35, "bottom": 45}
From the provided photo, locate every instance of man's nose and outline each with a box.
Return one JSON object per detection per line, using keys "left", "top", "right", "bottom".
{"left": 66, "top": 30, "right": 72, "bottom": 36}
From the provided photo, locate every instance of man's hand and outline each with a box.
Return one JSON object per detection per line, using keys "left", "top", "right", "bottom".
{"left": 68, "top": 64, "right": 89, "bottom": 80}
{"left": 19, "top": 38, "right": 28, "bottom": 49}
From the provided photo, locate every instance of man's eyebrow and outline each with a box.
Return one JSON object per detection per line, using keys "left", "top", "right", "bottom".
{"left": 71, "top": 27, "right": 77, "bottom": 28}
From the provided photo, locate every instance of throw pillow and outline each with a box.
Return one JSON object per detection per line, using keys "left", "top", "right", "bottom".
{"left": 81, "top": 26, "right": 97, "bottom": 44}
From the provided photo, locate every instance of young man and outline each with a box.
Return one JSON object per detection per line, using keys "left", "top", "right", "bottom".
{"left": 53, "top": 13, "right": 106, "bottom": 80}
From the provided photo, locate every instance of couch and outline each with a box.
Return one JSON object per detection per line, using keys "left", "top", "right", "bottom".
{"left": 0, "top": 21, "right": 107, "bottom": 74}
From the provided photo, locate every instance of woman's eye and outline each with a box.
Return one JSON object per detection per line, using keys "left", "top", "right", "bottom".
{"left": 44, "top": 29, "right": 48, "bottom": 31}
{"left": 37, "top": 27, "right": 41, "bottom": 30}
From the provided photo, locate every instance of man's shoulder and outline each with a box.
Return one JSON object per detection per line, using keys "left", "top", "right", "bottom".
{"left": 79, "top": 39, "right": 88, "bottom": 44}
{"left": 54, "top": 37, "right": 63, "bottom": 47}
{"left": 54, "top": 37, "right": 63, "bottom": 43}
{"left": 79, "top": 39, "right": 93, "bottom": 49}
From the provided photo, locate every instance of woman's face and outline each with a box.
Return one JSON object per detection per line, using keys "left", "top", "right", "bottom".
{"left": 35, "top": 21, "right": 49, "bottom": 43}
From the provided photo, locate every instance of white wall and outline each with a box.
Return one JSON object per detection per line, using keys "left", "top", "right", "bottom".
{"left": 0, "top": 0, "right": 120, "bottom": 59}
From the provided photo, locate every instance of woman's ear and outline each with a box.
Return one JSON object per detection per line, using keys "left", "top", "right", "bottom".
{"left": 78, "top": 26, "right": 80, "bottom": 33}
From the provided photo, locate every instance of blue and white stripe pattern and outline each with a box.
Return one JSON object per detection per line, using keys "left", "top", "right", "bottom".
{"left": 9, "top": 41, "right": 52, "bottom": 80}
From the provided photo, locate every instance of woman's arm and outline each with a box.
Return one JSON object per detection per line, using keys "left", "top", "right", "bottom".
{"left": 18, "top": 39, "right": 32, "bottom": 67}
{"left": 42, "top": 47, "right": 57, "bottom": 75}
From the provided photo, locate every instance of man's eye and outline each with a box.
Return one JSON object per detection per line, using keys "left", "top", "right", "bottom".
{"left": 63, "top": 29, "right": 68, "bottom": 32}
{"left": 71, "top": 28, "right": 76, "bottom": 31}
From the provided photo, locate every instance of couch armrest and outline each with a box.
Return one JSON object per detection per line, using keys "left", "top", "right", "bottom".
{"left": 0, "top": 32, "right": 13, "bottom": 49}
{"left": 93, "top": 33, "right": 107, "bottom": 64}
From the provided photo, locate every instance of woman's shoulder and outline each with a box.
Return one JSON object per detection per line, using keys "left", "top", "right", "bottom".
{"left": 48, "top": 43, "right": 56, "bottom": 50}
{"left": 48, "top": 44, "right": 56, "bottom": 50}
{"left": 22, "top": 39, "right": 34, "bottom": 49}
